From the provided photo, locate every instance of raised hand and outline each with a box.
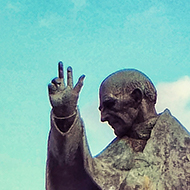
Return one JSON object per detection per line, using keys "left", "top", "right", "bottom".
{"left": 48, "top": 61, "right": 85, "bottom": 117}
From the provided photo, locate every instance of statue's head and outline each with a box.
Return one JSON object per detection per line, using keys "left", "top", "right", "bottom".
{"left": 99, "top": 69, "right": 157, "bottom": 138}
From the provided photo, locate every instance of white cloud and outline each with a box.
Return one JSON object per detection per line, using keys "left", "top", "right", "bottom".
{"left": 156, "top": 76, "right": 190, "bottom": 131}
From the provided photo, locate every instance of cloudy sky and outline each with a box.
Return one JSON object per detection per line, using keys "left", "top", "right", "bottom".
{"left": 0, "top": 0, "right": 190, "bottom": 189}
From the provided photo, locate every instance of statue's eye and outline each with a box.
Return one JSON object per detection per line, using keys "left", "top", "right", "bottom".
{"left": 103, "top": 99, "right": 116, "bottom": 110}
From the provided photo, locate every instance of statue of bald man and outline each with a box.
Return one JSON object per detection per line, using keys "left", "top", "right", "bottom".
{"left": 46, "top": 62, "right": 190, "bottom": 190}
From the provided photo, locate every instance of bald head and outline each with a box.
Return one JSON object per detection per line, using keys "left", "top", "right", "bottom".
{"left": 99, "top": 69, "right": 157, "bottom": 138}
{"left": 100, "top": 69, "right": 157, "bottom": 104}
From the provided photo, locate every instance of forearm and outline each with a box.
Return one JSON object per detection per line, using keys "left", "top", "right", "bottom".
{"left": 46, "top": 110, "right": 95, "bottom": 190}
{"left": 48, "top": 109, "right": 83, "bottom": 164}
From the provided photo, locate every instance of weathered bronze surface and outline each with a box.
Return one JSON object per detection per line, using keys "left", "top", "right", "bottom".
{"left": 46, "top": 62, "right": 190, "bottom": 190}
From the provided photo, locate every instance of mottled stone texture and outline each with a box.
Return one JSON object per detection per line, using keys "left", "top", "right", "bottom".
{"left": 46, "top": 109, "right": 190, "bottom": 190}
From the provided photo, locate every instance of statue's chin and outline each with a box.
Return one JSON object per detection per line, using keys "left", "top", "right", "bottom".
{"left": 114, "top": 128, "right": 126, "bottom": 138}
{"left": 113, "top": 124, "right": 131, "bottom": 138}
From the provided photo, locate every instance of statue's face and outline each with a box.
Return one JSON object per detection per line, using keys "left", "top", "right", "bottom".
{"left": 99, "top": 84, "right": 139, "bottom": 137}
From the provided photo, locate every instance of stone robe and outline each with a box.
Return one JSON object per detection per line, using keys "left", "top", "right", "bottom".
{"left": 46, "top": 109, "right": 190, "bottom": 190}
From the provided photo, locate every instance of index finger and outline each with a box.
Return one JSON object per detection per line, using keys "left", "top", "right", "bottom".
{"left": 58, "top": 61, "right": 63, "bottom": 79}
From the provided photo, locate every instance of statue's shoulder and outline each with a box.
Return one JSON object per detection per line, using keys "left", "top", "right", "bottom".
{"left": 145, "top": 108, "right": 190, "bottom": 162}
{"left": 153, "top": 108, "right": 190, "bottom": 137}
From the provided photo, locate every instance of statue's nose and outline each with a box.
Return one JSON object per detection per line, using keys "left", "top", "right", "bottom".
{"left": 101, "top": 110, "right": 108, "bottom": 122}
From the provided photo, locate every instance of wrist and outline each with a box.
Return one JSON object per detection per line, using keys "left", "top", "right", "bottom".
{"left": 52, "top": 111, "right": 77, "bottom": 120}
{"left": 52, "top": 107, "right": 77, "bottom": 118}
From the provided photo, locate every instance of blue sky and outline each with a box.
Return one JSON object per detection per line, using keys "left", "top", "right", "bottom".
{"left": 0, "top": 0, "right": 190, "bottom": 189}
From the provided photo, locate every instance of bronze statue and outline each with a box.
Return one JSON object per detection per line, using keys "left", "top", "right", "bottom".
{"left": 46, "top": 62, "right": 190, "bottom": 190}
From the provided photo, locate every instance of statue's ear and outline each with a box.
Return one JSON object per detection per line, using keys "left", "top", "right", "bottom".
{"left": 130, "top": 88, "right": 142, "bottom": 107}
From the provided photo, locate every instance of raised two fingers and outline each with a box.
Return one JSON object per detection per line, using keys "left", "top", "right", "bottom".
{"left": 49, "top": 61, "right": 85, "bottom": 94}
{"left": 59, "top": 61, "right": 74, "bottom": 88}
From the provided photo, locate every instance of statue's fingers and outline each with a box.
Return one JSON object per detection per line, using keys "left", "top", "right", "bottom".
{"left": 48, "top": 83, "right": 57, "bottom": 94}
{"left": 73, "top": 75, "right": 85, "bottom": 94}
{"left": 58, "top": 61, "right": 63, "bottom": 79}
{"left": 51, "top": 77, "right": 65, "bottom": 90}
{"left": 58, "top": 61, "right": 66, "bottom": 86}
{"left": 52, "top": 77, "right": 61, "bottom": 86}
{"left": 67, "top": 66, "right": 73, "bottom": 88}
